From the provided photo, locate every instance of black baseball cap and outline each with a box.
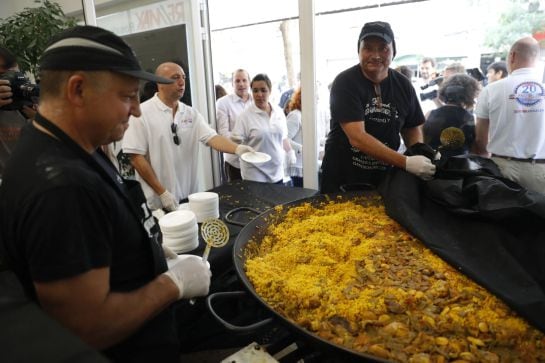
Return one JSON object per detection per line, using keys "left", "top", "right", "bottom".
{"left": 39, "top": 25, "right": 173, "bottom": 84}
{"left": 357, "top": 21, "right": 397, "bottom": 57}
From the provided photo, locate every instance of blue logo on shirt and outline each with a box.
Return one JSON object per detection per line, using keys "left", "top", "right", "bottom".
{"left": 511, "top": 81, "right": 545, "bottom": 107}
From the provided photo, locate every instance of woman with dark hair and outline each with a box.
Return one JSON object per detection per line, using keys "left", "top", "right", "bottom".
{"left": 423, "top": 73, "right": 481, "bottom": 157}
{"left": 286, "top": 87, "right": 303, "bottom": 186}
{"left": 215, "top": 84, "right": 227, "bottom": 100}
{"left": 232, "top": 73, "right": 296, "bottom": 183}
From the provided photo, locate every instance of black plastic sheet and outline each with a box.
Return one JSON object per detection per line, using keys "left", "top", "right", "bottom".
{"left": 379, "top": 154, "right": 545, "bottom": 332}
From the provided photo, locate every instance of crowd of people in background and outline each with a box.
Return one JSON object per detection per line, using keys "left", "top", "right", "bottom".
{"left": 213, "top": 44, "right": 493, "bottom": 191}
{"left": 1, "top": 26, "right": 542, "bottom": 195}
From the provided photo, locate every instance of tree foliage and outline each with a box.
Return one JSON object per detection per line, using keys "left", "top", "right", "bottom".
{"left": 484, "top": 0, "right": 545, "bottom": 53}
{"left": 0, "top": 0, "right": 76, "bottom": 78}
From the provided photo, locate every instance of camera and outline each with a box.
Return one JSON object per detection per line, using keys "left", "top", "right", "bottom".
{"left": 420, "top": 76, "right": 444, "bottom": 90}
{"left": 466, "top": 67, "right": 485, "bottom": 82}
{"left": 420, "top": 76, "right": 443, "bottom": 101}
{"left": 0, "top": 70, "right": 40, "bottom": 111}
{"left": 420, "top": 89, "right": 437, "bottom": 101}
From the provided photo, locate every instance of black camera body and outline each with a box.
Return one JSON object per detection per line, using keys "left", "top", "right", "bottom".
{"left": 466, "top": 67, "right": 485, "bottom": 82}
{"left": 420, "top": 77, "right": 443, "bottom": 101}
{"left": 420, "top": 68, "right": 485, "bottom": 102}
{"left": 420, "top": 76, "right": 444, "bottom": 90}
{"left": 420, "top": 89, "right": 438, "bottom": 101}
{"left": 0, "top": 70, "right": 40, "bottom": 111}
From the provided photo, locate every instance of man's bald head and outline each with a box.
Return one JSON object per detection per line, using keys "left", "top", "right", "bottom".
{"left": 155, "top": 62, "right": 186, "bottom": 105}
{"left": 508, "top": 36, "right": 540, "bottom": 72}
{"left": 155, "top": 62, "right": 183, "bottom": 78}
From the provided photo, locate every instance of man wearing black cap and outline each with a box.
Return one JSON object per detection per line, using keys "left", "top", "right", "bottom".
{"left": 321, "top": 21, "right": 436, "bottom": 192}
{"left": 0, "top": 26, "right": 212, "bottom": 362}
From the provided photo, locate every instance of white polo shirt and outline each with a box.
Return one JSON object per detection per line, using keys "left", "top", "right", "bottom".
{"left": 475, "top": 68, "right": 545, "bottom": 159}
{"left": 123, "top": 94, "right": 217, "bottom": 209}
{"left": 232, "top": 103, "right": 288, "bottom": 183}
{"left": 216, "top": 93, "right": 252, "bottom": 168}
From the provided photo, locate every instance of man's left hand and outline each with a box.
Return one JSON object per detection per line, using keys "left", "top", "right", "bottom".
{"left": 235, "top": 144, "right": 254, "bottom": 156}
{"left": 405, "top": 155, "right": 436, "bottom": 180}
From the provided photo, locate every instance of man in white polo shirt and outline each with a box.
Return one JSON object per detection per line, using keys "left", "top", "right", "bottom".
{"left": 123, "top": 62, "right": 253, "bottom": 211}
{"left": 474, "top": 36, "right": 545, "bottom": 194}
{"left": 215, "top": 69, "right": 252, "bottom": 181}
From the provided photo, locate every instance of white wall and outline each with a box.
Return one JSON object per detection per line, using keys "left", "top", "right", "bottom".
{"left": 0, "top": 0, "right": 162, "bottom": 19}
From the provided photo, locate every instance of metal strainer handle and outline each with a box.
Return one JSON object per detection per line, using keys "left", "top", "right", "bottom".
{"left": 189, "top": 218, "right": 230, "bottom": 305}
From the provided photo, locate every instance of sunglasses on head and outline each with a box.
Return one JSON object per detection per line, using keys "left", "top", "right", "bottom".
{"left": 171, "top": 123, "right": 180, "bottom": 145}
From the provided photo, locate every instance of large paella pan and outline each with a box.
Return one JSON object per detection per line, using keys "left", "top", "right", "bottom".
{"left": 232, "top": 191, "right": 545, "bottom": 362}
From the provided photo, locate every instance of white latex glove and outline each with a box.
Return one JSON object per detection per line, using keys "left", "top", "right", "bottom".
{"left": 405, "top": 155, "right": 436, "bottom": 180}
{"left": 235, "top": 144, "right": 254, "bottom": 157}
{"left": 159, "top": 190, "right": 179, "bottom": 212}
{"left": 162, "top": 244, "right": 178, "bottom": 260}
{"left": 287, "top": 149, "right": 297, "bottom": 165}
{"left": 230, "top": 133, "right": 243, "bottom": 144}
{"left": 163, "top": 255, "right": 212, "bottom": 299}
{"left": 434, "top": 151, "right": 442, "bottom": 160}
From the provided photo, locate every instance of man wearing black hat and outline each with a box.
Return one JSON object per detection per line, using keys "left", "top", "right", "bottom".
{"left": 321, "top": 21, "right": 436, "bottom": 192}
{"left": 0, "top": 26, "right": 212, "bottom": 362}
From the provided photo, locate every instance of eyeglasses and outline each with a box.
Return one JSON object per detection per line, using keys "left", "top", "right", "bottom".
{"left": 171, "top": 123, "right": 180, "bottom": 145}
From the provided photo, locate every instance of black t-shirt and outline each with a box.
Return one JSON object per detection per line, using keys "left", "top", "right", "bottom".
{"left": 320, "top": 66, "right": 424, "bottom": 193}
{"left": 424, "top": 105, "right": 475, "bottom": 156}
{"left": 0, "top": 120, "right": 178, "bottom": 362}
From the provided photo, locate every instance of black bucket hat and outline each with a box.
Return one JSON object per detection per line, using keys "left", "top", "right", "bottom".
{"left": 39, "top": 25, "right": 173, "bottom": 84}
{"left": 357, "top": 21, "right": 397, "bottom": 58}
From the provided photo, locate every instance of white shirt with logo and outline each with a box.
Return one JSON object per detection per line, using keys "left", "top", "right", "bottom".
{"left": 123, "top": 94, "right": 217, "bottom": 209}
{"left": 475, "top": 68, "right": 545, "bottom": 159}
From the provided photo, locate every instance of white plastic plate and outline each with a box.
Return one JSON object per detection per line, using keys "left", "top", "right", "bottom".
{"left": 240, "top": 151, "right": 271, "bottom": 165}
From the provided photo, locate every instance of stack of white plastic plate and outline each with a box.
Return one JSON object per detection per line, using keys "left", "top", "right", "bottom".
{"left": 158, "top": 210, "right": 199, "bottom": 253}
{"left": 178, "top": 203, "right": 190, "bottom": 211}
{"left": 188, "top": 192, "right": 220, "bottom": 223}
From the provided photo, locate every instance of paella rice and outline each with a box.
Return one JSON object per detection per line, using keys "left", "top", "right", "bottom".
{"left": 244, "top": 196, "right": 545, "bottom": 362}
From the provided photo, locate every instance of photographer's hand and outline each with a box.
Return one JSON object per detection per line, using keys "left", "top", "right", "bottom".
{"left": 0, "top": 80, "right": 13, "bottom": 108}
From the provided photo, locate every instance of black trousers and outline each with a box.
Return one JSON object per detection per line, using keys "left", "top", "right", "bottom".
{"left": 224, "top": 163, "right": 241, "bottom": 182}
